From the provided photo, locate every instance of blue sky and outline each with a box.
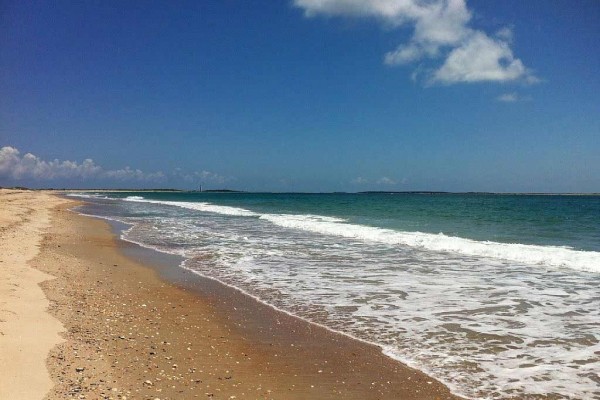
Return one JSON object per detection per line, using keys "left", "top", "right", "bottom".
{"left": 1, "top": 0, "right": 598, "bottom": 192}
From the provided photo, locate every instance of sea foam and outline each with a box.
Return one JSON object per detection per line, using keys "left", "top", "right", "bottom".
{"left": 122, "top": 196, "right": 600, "bottom": 272}
{"left": 79, "top": 195, "right": 600, "bottom": 399}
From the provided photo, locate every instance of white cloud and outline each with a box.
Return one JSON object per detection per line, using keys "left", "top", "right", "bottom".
{"left": 103, "top": 167, "right": 165, "bottom": 181}
{"left": 495, "top": 91, "right": 532, "bottom": 103}
{"left": 431, "top": 32, "right": 529, "bottom": 84}
{"left": 193, "top": 170, "right": 229, "bottom": 184}
{"left": 377, "top": 176, "right": 397, "bottom": 185}
{"left": 295, "top": 0, "right": 426, "bottom": 22}
{"left": 351, "top": 176, "right": 368, "bottom": 184}
{"left": 350, "top": 176, "right": 369, "bottom": 185}
{"left": 496, "top": 92, "right": 518, "bottom": 102}
{"left": 495, "top": 26, "right": 513, "bottom": 42}
{"left": 0, "top": 146, "right": 165, "bottom": 182}
{"left": 173, "top": 169, "right": 231, "bottom": 184}
{"left": 0, "top": 146, "right": 236, "bottom": 188}
{"left": 294, "top": 0, "right": 537, "bottom": 84}
{"left": 351, "top": 176, "right": 405, "bottom": 185}
{"left": 385, "top": 43, "right": 433, "bottom": 65}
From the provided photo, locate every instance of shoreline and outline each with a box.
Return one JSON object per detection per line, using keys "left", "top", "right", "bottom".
{"left": 105, "top": 215, "right": 465, "bottom": 397}
{"left": 2, "top": 190, "right": 462, "bottom": 399}
{"left": 102, "top": 215, "right": 465, "bottom": 397}
{"left": 64, "top": 197, "right": 462, "bottom": 399}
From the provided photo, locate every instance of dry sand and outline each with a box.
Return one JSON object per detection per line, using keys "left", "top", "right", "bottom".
{"left": 1, "top": 190, "right": 462, "bottom": 399}
{"left": 0, "top": 190, "right": 68, "bottom": 399}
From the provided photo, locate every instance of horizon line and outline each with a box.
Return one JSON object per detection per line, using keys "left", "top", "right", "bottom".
{"left": 3, "top": 187, "right": 599, "bottom": 196}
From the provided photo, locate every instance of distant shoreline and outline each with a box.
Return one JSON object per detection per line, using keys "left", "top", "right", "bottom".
{"left": 1, "top": 186, "right": 599, "bottom": 195}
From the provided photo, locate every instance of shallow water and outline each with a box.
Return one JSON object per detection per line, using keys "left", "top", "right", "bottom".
{"left": 72, "top": 192, "right": 600, "bottom": 399}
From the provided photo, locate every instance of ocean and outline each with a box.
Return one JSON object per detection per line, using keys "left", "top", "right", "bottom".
{"left": 70, "top": 192, "right": 600, "bottom": 399}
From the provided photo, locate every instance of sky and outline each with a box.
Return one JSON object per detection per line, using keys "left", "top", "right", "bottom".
{"left": 1, "top": 0, "right": 599, "bottom": 192}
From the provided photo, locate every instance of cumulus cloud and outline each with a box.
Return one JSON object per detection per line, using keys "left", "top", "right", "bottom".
{"left": 294, "top": 0, "right": 537, "bottom": 85}
{"left": 431, "top": 32, "right": 528, "bottom": 84}
{"left": 0, "top": 146, "right": 165, "bottom": 182}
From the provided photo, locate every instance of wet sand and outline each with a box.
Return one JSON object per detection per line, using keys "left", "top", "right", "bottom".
{"left": 4, "top": 190, "right": 463, "bottom": 399}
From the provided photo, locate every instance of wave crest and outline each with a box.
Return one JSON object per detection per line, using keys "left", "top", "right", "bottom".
{"left": 121, "top": 197, "right": 600, "bottom": 272}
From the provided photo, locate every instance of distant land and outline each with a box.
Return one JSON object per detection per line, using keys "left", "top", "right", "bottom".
{"left": 358, "top": 191, "right": 450, "bottom": 194}
{"left": 197, "top": 189, "right": 245, "bottom": 193}
{"left": 1, "top": 187, "right": 599, "bottom": 196}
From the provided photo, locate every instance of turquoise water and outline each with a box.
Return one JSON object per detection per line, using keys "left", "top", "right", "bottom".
{"left": 106, "top": 192, "right": 600, "bottom": 251}
{"left": 73, "top": 192, "right": 600, "bottom": 399}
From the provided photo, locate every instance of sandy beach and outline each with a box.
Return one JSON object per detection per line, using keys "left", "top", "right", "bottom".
{"left": 1, "top": 189, "right": 461, "bottom": 399}
{"left": 0, "top": 190, "right": 67, "bottom": 399}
